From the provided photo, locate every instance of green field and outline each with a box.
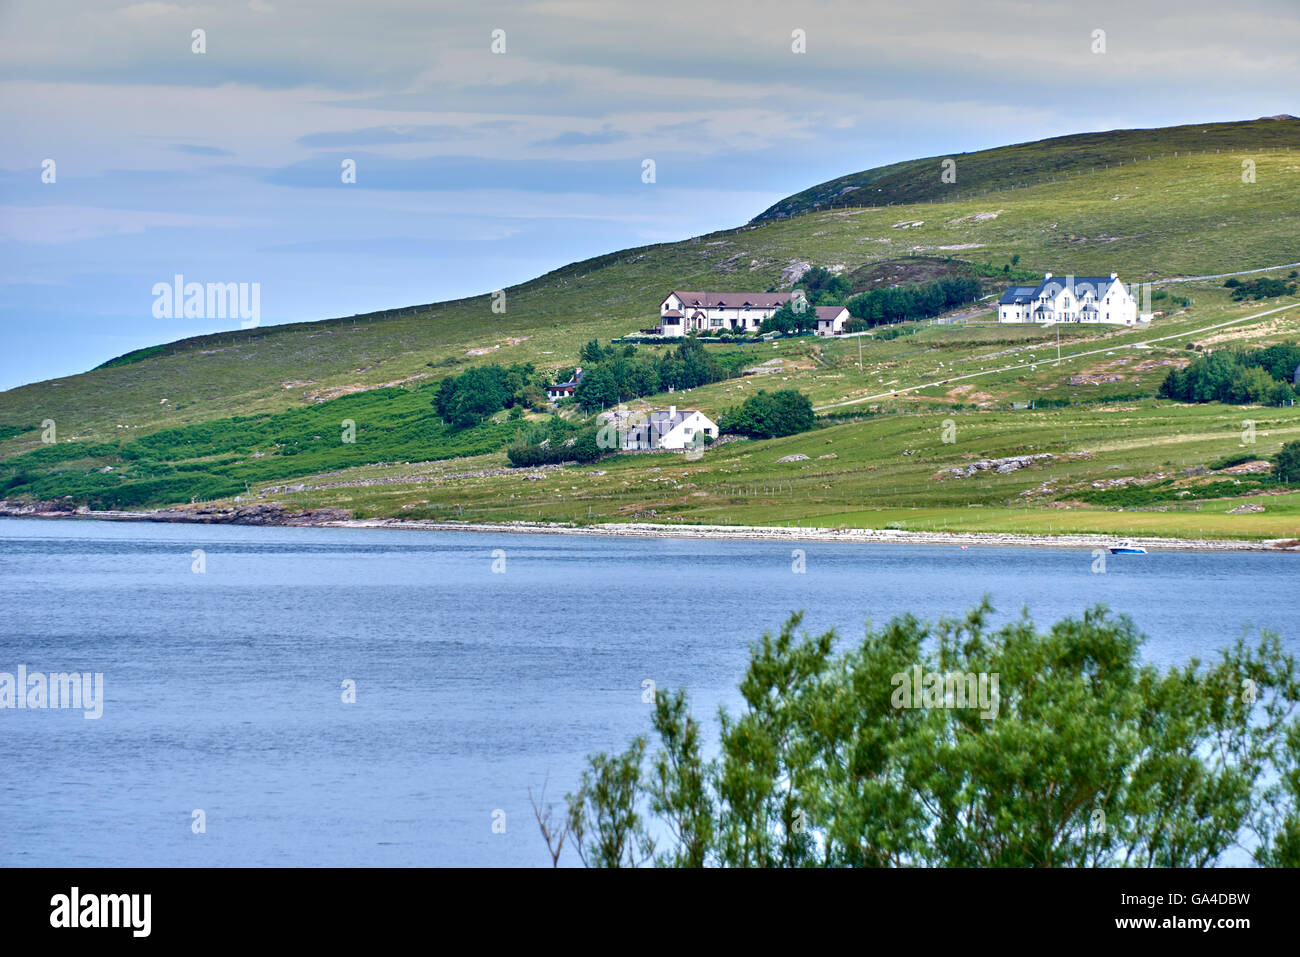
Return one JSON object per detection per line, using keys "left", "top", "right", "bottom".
{"left": 197, "top": 398, "right": 1300, "bottom": 541}
{"left": 3, "top": 118, "right": 1300, "bottom": 541}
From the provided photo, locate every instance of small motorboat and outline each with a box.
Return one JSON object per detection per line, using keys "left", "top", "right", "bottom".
{"left": 1109, "top": 540, "right": 1147, "bottom": 555}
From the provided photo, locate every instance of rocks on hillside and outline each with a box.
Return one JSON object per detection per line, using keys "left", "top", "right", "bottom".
{"left": 158, "top": 503, "right": 353, "bottom": 525}
{"left": 780, "top": 261, "right": 812, "bottom": 286}
{"left": 938, "top": 453, "right": 1054, "bottom": 479}
{"left": 776, "top": 453, "right": 810, "bottom": 463}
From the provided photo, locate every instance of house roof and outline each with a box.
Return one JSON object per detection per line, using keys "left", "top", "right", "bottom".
{"left": 628, "top": 409, "right": 712, "bottom": 437}
{"left": 549, "top": 367, "right": 584, "bottom": 392}
{"left": 1001, "top": 275, "right": 1122, "bottom": 305}
{"left": 998, "top": 286, "right": 1038, "bottom": 305}
{"left": 814, "top": 305, "right": 848, "bottom": 320}
{"left": 1038, "top": 276, "right": 1117, "bottom": 298}
{"left": 647, "top": 409, "right": 691, "bottom": 432}
{"left": 669, "top": 291, "right": 793, "bottom": 309}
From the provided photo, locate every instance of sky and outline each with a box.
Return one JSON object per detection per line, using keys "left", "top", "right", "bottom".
{"left": 1, "top": 0, "right": 1296, "bottom": 390}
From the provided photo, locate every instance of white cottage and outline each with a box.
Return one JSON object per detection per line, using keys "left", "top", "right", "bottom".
{"left": 998, "top": 273, "right": 1141, "bottom": 325}
{"left": 620, "top": 407, "right": 719, "bottom": 451}
{"left": 813, "top": 306, "right": 851, "bottom": 337}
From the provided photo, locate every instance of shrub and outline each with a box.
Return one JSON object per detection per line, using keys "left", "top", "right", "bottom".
{"left": 434, "top": 363, "right": 541, "bottom": 428}
{"left": 723, "top": 389, "right": 815, "bottom": 439}
{"left": 1275, "top": 441, "right": 1300, "bottom": 484}
{"left": 845, "top": 276, "right": 980, "bottom": 327}
{"left": 555, "top": 602, "right": 1300, "bottom": 868}
{"left": 1226, "top": 277, "right": 1298, "bottom": 301}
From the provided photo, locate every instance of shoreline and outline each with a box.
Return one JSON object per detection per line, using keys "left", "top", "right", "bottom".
{"left": 3, "top": 503, "right": 1296, "bottom": 553}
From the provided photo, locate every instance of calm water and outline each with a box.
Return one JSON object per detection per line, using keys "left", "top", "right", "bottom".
{"left": 1, "top": 517, "right": 1296, "bottom": 867}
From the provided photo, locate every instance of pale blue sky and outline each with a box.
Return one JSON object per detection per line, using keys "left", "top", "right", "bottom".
{"left": 1, "top": 0, "right": 1296, "bottom": 389}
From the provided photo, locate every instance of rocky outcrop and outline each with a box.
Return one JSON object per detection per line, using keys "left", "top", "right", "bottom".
{"left": 0, "top": 499, "right": 352, "bottom": 526}
{"left": 937, "top": 453, "right": 1055, "bottom": 479}
{"left": 156, "top": 503, "right": 354, "bottom": 525}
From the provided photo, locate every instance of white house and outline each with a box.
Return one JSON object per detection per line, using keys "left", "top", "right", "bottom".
{"left": 619, "top": 407, "right": 719, "bottom": 451}
{"left": 658, "top": 290, "right": 793, "bottom": 335}
{"left": 998, "top": 273, "right": 1141, "bottom": 325}
{"left": 656, "top": 291, "right": 853, "bottom": 337}
{"left": 814, "top": 305, "right": 851, "bottom": 337}
{"left": 545, "top": 367, "right": 583, "bottom": 401}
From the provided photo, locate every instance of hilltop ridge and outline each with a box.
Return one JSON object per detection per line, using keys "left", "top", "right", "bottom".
{"left": 753, "top": 117, "right": 1300, "bottom": 220}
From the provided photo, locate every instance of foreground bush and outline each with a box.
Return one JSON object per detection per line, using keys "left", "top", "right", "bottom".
{"left": 546, "top": 602, "right": 1300, "bottom": 867}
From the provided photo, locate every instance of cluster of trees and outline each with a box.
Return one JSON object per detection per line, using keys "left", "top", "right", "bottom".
{"left": 505, "top": 416, "right": 603, "bottom": 467}
{"left": 843, "top": 276, "right": 981, "bottom": 331}
{"left": 433, "top": 363, "right": 546, "bottom": 429}
{"left": 574, "top": 338, "right": 728, "bottom": 412}
{"left": 721, "top": 389, "right": 815, "bottom": 439}
{"left": 1159, "top": 343, "right": 1300, "bottom": 405}
{"left": 1225, "top": 276, "right": 1299, "bottom": 301}
{"left": 1276, "top": 440, "right": 1300, "bottom": 484}
{"left": 758, "top": 300, "right": 816, "bottom": 335}
{"left": 754, "top": 266, "right": 853, "bottom": 334}
{"left": 540, "top": 602, "right": 1300, "bottom": 867}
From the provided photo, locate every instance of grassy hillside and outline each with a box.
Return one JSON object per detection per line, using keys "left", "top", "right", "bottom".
{"left": 753, "top": 116, "right": 1300, "bottom": 219}
{"left": 239, "top": 400, "right": 1300, "bottom": 541}
{"left": 2, "top": 118, "right": 1300, "bottom": 539}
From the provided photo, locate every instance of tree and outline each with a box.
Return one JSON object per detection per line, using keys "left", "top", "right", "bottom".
{"left": 573, "top": 364, "right": 619, "bottom": 410}
{"left": 1160, "top": 343, "right": 1300, "bottom": 405}
{"left": 580, "top": 338, "right": 609, "bottom": 364}
{"left": 434, "top": 365, "right": 511, "bottom": 429}
{"left": 644, "top": 689, "right": 714, "bottom": 867}
{"left": 1274, "top": 440, "right": 1300, "bottom": 483}
{"left": 565, "top": 737, "right": 652, "bottom": 868}
{"left": 555, "top": 602, "right": 1300, "bottom": 867}
{"left": 759, "top": 300, "right": 816, "bottom": 335}
{"left": 723, "top": 389, "right": 815, "bottom": 439}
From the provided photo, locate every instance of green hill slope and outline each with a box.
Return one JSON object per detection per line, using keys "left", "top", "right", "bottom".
{"left": 753, "top": 116, "right": 1300, "bottom": 220}
{"left": 2, "top": 118, "right": 1299, "bottom": 533}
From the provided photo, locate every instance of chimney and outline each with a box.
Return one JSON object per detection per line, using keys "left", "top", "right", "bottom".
{"left": 1044, "top": 272, "right": 1052, "bottom": 280}
{"left": 669, "top": 405, "right": 676, "bottom": 418}
{"left": 1110, "top": 272, "right": 1117, "bottom": 280}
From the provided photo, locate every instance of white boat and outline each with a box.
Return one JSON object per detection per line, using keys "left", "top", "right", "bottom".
{"left": 1109, "top": 540, "right": 1147, "bottom": 555}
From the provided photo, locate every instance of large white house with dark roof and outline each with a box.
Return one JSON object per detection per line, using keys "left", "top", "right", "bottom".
{"left": 657, "top": 290, "right": 849, "bottom": 336}
{"left": 603, "top": 406, "right": 719, "bottom": 451}
{"left": 998, "top": 273, "right": 1141, "bottom": 325}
